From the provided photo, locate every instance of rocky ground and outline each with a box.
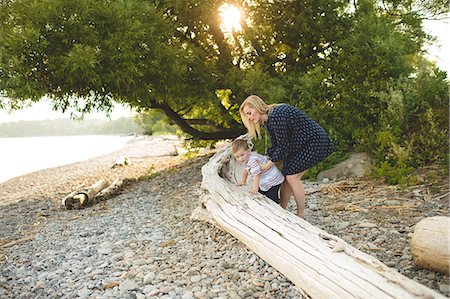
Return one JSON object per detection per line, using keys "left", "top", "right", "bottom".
{"left": 0, "top": 136, "right": 448, "bottom": 298}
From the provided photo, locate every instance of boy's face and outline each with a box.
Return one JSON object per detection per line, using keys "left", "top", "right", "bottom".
{"left": 233, "top": 148, "right": 250, "bottom": 164}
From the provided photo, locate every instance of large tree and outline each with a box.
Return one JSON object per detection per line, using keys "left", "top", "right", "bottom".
{"left": 0, "top": 0, "right": 446, "bottom": 141}
{"left": 0, "top": 0, "right": 247, "bottom": 139}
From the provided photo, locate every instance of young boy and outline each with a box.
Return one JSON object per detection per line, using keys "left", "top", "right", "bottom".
{"left": 231, "top": 139, "right": 284, "bottom": 204}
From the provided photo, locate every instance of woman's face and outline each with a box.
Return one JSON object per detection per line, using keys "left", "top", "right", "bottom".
{"left": 242, "top": 105, "right": 262, "bottom": 123}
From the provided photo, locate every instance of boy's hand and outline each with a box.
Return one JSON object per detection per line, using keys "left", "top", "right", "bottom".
{"left": 250, "top": 188, "right": 258, "bottom": 195}
{"left": 236, "top": 181, "right": 246, "bottom": 186}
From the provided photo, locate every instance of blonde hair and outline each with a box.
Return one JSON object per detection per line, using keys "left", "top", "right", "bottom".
{"left": 231, "top": 139, "right": 249, "bottom": 153}
{"left": 239, "top": 95, "right": 278, "bottom": 139}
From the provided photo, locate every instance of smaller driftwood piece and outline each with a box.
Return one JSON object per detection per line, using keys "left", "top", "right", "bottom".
{"left": 411, "top": 216, "right": 450, "bottom": 274}
{"left": 62, "top": 179, "right": 124, "bottom": 209}
{"left": 95, "top": 179, "right": 124, "bottom": 202}
{"left": 192, "top": 136, "right": 446, "bottom": 299}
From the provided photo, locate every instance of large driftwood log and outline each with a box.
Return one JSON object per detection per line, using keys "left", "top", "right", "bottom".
{"left": 62, "top": 179, "right": 110, "bottom": 209}
{"left": 192, "top": 141, "right": 445, "bottom": 299}
{"left": 411, "top": 216, "right": 450, "bottom": 274}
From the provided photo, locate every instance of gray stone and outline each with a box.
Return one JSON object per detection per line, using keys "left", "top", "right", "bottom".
{"left": 317, "top": 152, "right": 372, "bottom": 180}
{"left": 359, "top": 222, "right": 377, "bottom": 228}
{"left": 77, "top": 288, "right": 92, "bottom": 298}
{"left": 336, "top": 222, "right": 351, "bottom": 230}
{"left": 439, "top": 284, "right": 450, "bottom": 293}
{"left": 119, "top": 280, "right": 139, "bottom": 292}
{"left": 190, "top": 275, "right": 202, "bottom": 283}
{"left": 143, "top": 272, "right": 156, "bottom": 284}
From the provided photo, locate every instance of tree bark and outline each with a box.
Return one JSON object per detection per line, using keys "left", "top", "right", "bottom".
{"left": 148, "top": 100, "right": 246, "bottom": 140}
{"left": 192, "top": 138, "right": 445, "bottom": 299}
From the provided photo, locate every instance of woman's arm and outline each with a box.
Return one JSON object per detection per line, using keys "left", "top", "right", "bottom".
{"left": 259, "top": 159, "right": 273, "bottom": 171}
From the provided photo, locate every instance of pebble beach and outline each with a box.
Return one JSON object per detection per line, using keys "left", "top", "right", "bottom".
{"left": 0, "top": 135, "right": 448, "bottom": 298}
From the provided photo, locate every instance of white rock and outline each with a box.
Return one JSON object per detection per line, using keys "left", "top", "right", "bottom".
{"left": 119, "top": 279, "right": 139, "bottom": 292}
{"left": 143, "top": 272, "right": 156, "bottom": 284}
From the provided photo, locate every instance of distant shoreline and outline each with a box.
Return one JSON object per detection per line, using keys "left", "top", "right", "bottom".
{"left": 0, "top": 117, "right": 143, "bottom": 138}
{"left": 0, "top": 135, "right": 182, "bottom": 207}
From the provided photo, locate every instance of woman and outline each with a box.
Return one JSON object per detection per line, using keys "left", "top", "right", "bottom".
{"left": 239, "top": 95, "right": 334, "bottom": 218}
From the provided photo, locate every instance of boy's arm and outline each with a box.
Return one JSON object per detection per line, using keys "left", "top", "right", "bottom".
{"left": 259, "top": 159, "right": 273, "bottom": 171}
{"left": 251, "top": 174, "right": 260, "bottom": 194}
{"left": 237, "top": 170, "right": 248, "bottom": 186}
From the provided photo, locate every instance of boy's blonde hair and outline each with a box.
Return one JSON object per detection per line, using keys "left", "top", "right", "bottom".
{"left": 231, "top": 139, "right": 249, "bottom": 154}
{"left": 239, "top": 95, "right": 279, "bottom": 139}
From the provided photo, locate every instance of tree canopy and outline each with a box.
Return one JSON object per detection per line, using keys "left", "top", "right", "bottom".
{"left": 0, "top": 0, "right": 448, "bottom": 146}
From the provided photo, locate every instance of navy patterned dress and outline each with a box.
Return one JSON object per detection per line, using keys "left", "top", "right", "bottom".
{"left": 266, "top": 105, "right": 335, "bottom": 175}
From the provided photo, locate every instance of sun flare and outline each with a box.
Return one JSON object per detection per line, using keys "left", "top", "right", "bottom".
{"left": 219, "top": 3, "right": 242, "bottom": 33}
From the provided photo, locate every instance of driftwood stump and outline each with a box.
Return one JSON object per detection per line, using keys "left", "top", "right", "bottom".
{"left": 95, "top": 179, "right": 124, "bottom": 201}
{"left": 192, "top": 140, "right": 445, "bottom": 299}
{"left": 62, "top": 179, "right": 110, "bottom": 209}
{"left": 411, "top": 216, "right": 450, "bottom": 274}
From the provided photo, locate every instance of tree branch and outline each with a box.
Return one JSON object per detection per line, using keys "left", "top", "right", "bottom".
{"left": 148, "top": 100, "right": 246, "bottom": 140}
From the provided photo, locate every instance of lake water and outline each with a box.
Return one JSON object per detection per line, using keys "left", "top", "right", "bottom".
{"left": 0, "top": 135, "right": 133, "bottom": 183}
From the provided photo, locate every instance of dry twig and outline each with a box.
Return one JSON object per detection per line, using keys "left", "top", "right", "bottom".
{"left": 368, "top": 205, "right": 416, "bottom": 210}
{"left": 1, "top": 236, "right": 33, "bottom": 249}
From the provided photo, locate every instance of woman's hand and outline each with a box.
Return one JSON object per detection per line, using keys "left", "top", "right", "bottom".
{"left": 258, "top": 159, "right": 273, "bottom": 171}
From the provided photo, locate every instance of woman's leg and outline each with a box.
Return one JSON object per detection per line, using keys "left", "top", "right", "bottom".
{"left": 279, "top": 180, "right": 292, "bottom": 209}
{"left": 285, "top": 171, "right": 306, "bottom": 218}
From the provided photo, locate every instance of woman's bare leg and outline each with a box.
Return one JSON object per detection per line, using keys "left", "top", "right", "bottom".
{"left": 280, "top": 181, "right": 292, "bottom": 208}
{"left": 285, "top": 171, "right": 306, "bottom": 218}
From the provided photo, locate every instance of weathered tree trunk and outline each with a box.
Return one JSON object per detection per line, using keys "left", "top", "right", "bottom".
{"left": 62, "top": 179, "right": 110, "bottom": 209}
{"left": 192, "top": 141, "right": 445, "bottom": 299}
{"left": 411, "top": 216, "right": 450, "bottom": 274}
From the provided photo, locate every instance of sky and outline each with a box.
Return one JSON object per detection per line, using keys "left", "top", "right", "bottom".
{"left": 0, "top": 18, "right": 448, "bottom": 123}
{"left": 0, "top": 98, "right": 134, "bottom": 122}
{"left": 423, "top": 18, "right": 450, "bottom": 73}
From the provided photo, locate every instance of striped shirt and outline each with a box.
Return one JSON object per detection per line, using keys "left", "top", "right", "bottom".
{"left": 244, "top": 152, "right": 285, "bottom": 191}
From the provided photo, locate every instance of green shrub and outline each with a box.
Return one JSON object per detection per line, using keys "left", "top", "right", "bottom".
{"left": 373, "top": 161, "right": 417, "bottom": 185}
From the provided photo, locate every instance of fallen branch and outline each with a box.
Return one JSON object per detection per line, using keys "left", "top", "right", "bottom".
{"left": 368, "top": 205, "right": 417, "bottom": 210}
{"left": 1, "top": 236, "right": 33, "bottom": 249}
{"left": 432, "top": 191, "right": 450, "bottom": 201}
{"left": 344, "top": 198, "right": 374, "bottom": 210}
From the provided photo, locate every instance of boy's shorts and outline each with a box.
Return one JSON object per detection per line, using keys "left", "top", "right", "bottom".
{"left": 259, "top": 183, "right": 282, "bottom": 204}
